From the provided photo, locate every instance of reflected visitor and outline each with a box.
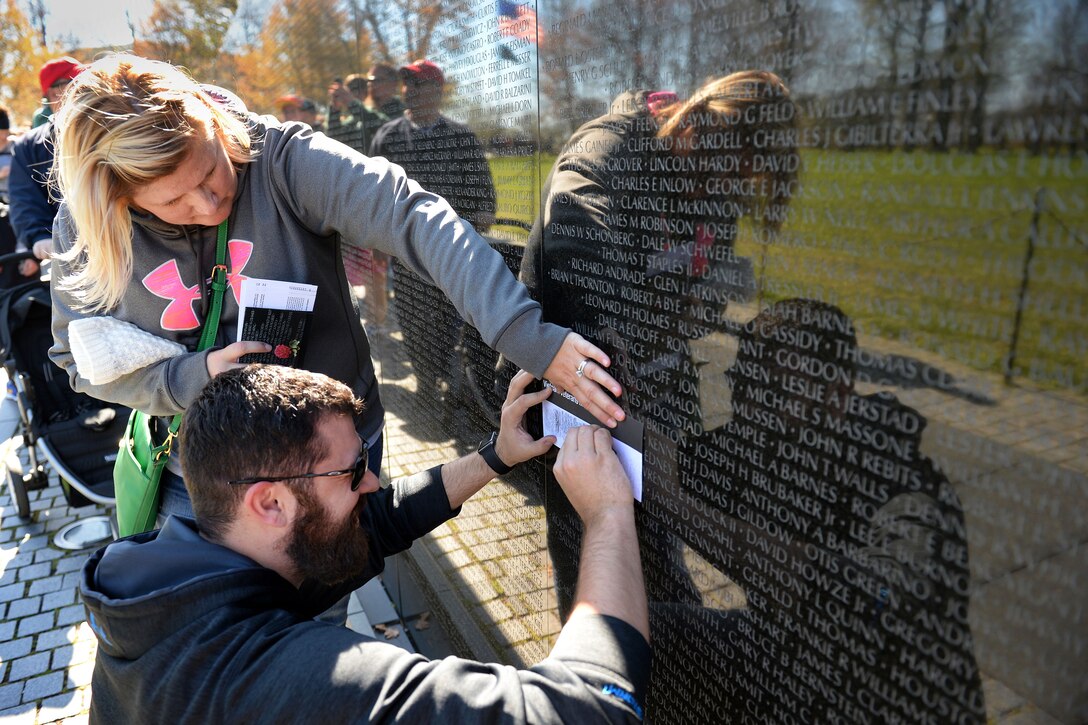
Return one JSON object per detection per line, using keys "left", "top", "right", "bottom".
{"left": 371, "top": 59, "right": 499, "bottom": 408}
{"left": 370, "top": 59, "right": 496, "bottom": 232}
{"left": 327, "top": 73, "right": 386, "bottom": 155}
{"left": 364, "top": 63, "right": 406, "bottom": 120}
{"left": 327, "top": 74, "right": 390, "bottom": 328}
{"left": 673, "top": 298, "right": 986, "bottom": 723}
{"left": 277, "top": 94, "right": 322, "bottom": 131}
{"left": 522, "top": 70, "right": 799, "bottom": 621}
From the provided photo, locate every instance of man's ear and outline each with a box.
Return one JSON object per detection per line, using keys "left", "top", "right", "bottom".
{"left": 241, "top": 482, "right": 295, "bottom": 528}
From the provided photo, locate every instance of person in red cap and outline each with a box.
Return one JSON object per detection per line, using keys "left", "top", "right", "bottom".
{"left": 370, "top": 58, "right": 495, "bottom": 231}
{"left": 7, "top": 56, "right": 84, "bottom": 277}
{"left": 277, "top": 94, "right": 322, "bottom": 131}
{"left": 32, "top": 56, "right": 85, "bottom": 128}
{"left": 276, "top": 94, "right": 302, "bottom": 122}
{"left": 401, "top": 59, "right": 444, "bottom": 86}
{"left": 370, "top": 59, "right": 498, "bottom": 404}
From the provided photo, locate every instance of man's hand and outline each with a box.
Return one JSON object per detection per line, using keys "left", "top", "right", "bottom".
{"left": 494, "top": 370, "right": 557, "bottom": 467}
{"left": 441, "top": 370, "right": 555, "bottom": 509}
{"left": 553, "top": 426, "right": 633, "bottom": 525}
{"left": 207, "top": 342, "right": 273, "bottom": 377}
{"left": 552, "top": 425, "right": 648, "bottom": 643}
{"left": 543, "top": 332, "right": 625, "bottom": 428}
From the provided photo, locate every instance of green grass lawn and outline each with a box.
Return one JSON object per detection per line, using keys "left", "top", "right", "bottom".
{"left": 491, "top": 150, "right": 1087, "bottom": 393}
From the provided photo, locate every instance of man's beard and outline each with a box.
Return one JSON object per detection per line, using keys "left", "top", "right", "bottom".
{"left": 285, "top": 486, "right": 370, "bottom": 586}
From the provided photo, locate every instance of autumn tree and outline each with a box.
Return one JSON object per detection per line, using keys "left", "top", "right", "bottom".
{"left": 0, "top": 0, "right": 54, "bottom": 123}
{"left": 26, "top": 0, "right": 46, "bottom": 45}
{"left": 856, "top": 0, "right": 1024, "bottom": 150}
{"left": 1025, "top": 0, "right": 1087, "bottom": 153}
{"left": 233, "top": 0, "right": 369, "bottom": 114}
{"left": 135, "top": 0, "right": 239, "bottom": 83}
{"left": 233, "top": 0, "right": 268, "bottom": 48}
{"left": 352, "top": 0, "right": 469, "bottom": 64}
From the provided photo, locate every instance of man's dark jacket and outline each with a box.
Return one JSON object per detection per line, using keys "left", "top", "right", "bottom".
{"left": 80, "top": 466, "right": 649, "bottom": 723}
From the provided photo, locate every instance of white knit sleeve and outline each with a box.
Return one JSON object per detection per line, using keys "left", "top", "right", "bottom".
{"left": 68, "top": 317, "right": 187, "bottom": 385}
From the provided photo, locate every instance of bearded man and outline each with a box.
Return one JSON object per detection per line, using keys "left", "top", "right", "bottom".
{"left": 79, "top": 365, "right": 649, "bottom": 723}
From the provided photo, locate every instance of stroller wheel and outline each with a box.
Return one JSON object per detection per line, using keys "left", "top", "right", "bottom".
{"left": 3, "top": 446, "right": 29, "bottom": 519}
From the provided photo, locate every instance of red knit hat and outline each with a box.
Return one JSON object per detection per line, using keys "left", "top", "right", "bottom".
{"left": 39, "top": 57, "right": 85, "bottom": 96}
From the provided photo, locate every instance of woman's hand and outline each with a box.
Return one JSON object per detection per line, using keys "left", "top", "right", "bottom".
{"left": 207, "top": 342, "right": 272, "bottom": 377}
{"left": 543, "top": 332, "right": 625, "bottom": 428}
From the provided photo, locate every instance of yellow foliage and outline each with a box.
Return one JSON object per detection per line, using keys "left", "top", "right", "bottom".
{"left": 0, "top": 0, "right": 56, "bottom": 126}
{"left": 232, "top": 0, "right": 371, "bottom": 116}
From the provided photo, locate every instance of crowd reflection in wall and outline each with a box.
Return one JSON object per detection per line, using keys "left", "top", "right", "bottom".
{"left": 522, "top": 70, "right": 985, "bottom": 723}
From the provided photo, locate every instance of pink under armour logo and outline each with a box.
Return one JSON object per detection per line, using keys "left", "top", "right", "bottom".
{"left": 141, "top": 240, "right": 254, "bottom": 331}
{"left": 143, "top": 260, "right": 200, "bottom": 330}
{"left": 226, "top": 240, "right": 253, "bottom": 302}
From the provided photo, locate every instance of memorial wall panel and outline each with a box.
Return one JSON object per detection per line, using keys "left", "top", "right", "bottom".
{"left": 367, "top": 0, "right": 555, "bottom": 669}
{"left": 369, "top": 1, "right": 1087, "bottom": 722}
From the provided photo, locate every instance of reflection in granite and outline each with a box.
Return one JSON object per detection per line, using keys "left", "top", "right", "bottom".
{"left": 365, "top": 1, "right": 1085, "bottom": 722}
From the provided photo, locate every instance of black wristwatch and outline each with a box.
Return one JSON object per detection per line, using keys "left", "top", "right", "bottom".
{"left": 477, "top": 431, "right": 513, "bottom": 475}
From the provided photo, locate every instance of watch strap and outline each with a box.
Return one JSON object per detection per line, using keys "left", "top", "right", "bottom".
{"left": 478, "top": 431, "right": 513, "bottom": 475}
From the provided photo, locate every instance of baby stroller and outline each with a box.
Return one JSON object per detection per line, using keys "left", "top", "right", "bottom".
{"left": 0, "top": 252, "right": 128, "bottom": 547}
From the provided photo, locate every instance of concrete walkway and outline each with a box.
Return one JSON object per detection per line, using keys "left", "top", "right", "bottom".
{"left": 0, "top": 394, "right": 98, "bottom": 724}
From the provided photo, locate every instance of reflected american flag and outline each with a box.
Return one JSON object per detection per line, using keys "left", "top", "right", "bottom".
{"left": 497, "top": 1, "right": 542, "bottom": 45}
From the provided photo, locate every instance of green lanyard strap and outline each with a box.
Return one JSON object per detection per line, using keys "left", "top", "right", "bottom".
{"left": 198, "top": 219, "right": 230, "bottom": 352}
{"left": 157, "top": 219, "right": 230, "bottom": 457}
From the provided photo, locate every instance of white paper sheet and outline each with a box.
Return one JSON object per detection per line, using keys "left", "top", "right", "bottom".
{"left": 237, "top": 278, "right": 318, "bottom": 342}
{"left": 543, "top": 397, "right": 644, "bottom": 502}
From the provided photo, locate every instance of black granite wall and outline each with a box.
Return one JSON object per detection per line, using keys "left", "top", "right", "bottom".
{"left": 372, "top": 2, "right": 1087, "bottom": 723}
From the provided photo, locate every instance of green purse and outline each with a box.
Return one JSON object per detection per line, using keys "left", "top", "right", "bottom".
{"left": 113, "top": 220, "right": 230, "bottom": 537}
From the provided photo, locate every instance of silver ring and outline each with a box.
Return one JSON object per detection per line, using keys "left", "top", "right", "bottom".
{"left": 575, "top": 359, "right": 590, "bottom": 378}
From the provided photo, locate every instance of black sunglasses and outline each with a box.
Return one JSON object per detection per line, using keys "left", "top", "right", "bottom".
{"left": 228, "top": 442, "right": 370, "bottom": 491}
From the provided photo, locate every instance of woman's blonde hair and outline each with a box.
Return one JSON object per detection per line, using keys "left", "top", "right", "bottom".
{"left": 656, "top": 70, "right": 798, "bottom": 232}
{"left": 52, "top": 54, "right": 256, "bottom": 312}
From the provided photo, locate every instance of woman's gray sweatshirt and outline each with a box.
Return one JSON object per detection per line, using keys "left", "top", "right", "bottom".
{"left": 49, "top": 115, "right": 568, "bottom": 444}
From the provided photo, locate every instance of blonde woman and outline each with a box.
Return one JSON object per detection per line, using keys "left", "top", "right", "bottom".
{"left": 49, "top": 54, "right": 624, "bottom": 519}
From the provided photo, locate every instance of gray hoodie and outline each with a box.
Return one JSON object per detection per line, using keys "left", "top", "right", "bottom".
{"left": 79, "top": 467, "right": 649, "bottom": 723}
{"left": 49, "top": 114, "right": 568, "bottom": 445}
